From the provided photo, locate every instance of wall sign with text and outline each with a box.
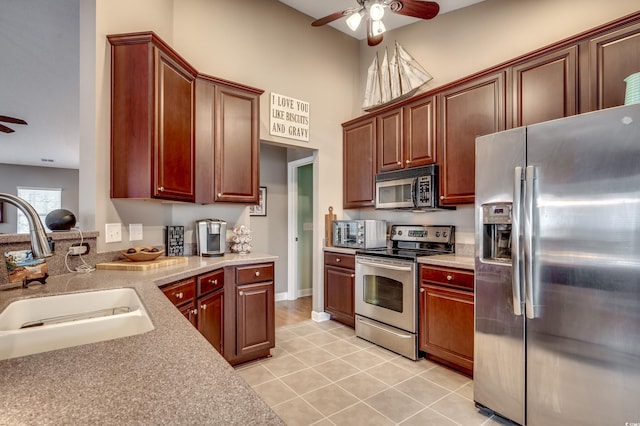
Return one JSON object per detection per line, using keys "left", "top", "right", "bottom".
{"left": 270, "top": 93, "right": 309, "bottom": 142}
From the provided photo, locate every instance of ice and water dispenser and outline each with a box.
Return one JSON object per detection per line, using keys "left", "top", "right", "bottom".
{"left": 481, "top": 203, "right": 512, "bottom": 262}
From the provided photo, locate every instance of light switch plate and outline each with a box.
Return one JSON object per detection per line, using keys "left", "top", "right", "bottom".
{"left": 105, "top": 223, "right": 122, "bottom": 243}
{"left": 129, "top": 224, "right": 143, "bottom": 241}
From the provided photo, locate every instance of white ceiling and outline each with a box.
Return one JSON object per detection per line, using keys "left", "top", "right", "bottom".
{"left": 0, "top": 0, "right": 483, "bottom": 171}
{"left": 278, "top": 0, "right": 485, "bottom": 40}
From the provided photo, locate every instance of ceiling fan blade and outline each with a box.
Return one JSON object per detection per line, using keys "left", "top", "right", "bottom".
{"left": 0, "top": 123, "right": 15, "bottom": 133}
{"left": 389, "top": 0, "right": 440, "bottom": 20}
{"left": 367, "top": 18, "right": 384, "bottom": 46}
{"left": 0, "top": 115, "right": 27, "bottom": 125}
{"left": 311, "top": 8, "right": 359, "bottom": 27}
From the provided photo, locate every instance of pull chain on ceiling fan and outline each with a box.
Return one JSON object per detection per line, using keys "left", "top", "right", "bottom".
{"left": 311, "top": 0, "right": 440, "bottom": 46}
{"left": 0, "top": 115, "right": 28, "bottom": 134}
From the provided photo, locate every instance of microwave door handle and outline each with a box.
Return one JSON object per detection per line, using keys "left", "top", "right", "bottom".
{"left": 411, "top": 179, "right": 417, "bottom": 207}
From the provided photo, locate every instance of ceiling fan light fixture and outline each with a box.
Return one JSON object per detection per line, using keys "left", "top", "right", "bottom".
{"left": 346, "top": 10, "right": 363, "bottom": 31}
{"left": 371, "top": 19, "right": 386, "bottom": 35}
{"left": 369, "top": 3, "right": 385, "bottom": 21}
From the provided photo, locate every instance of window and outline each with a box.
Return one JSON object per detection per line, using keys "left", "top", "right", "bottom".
{"left": 16, "top": 187, "right": 62, "bottom": 234}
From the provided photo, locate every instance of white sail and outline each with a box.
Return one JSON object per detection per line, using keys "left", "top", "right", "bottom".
{"left": 362, "top": 41, "right": 432, "bottom": 111}
{"left": 396, "top": 41, "right": 433, "bottom": 95}
{"left": 362, "top": 52, "right": 381, "bottom": 109}
{"left": 379, "top": 48, "right": 392, "bottom": 104}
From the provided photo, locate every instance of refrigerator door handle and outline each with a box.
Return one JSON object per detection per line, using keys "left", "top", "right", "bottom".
{"left": 512, "top": 167, "right": 524, "bottom": 316}
{"left": 524, "top": 165, "right": 537, "bottom": 319}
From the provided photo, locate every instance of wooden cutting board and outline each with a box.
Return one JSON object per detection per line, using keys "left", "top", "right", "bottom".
{"left": 96, "top": 256, "right": 188, "bottom": 271}
{"left": 325, "top": 206, "right": 336, "bottom": 246}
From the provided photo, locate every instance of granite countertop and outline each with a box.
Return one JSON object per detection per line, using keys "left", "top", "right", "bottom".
{"left": 323, "top": 246, "right": 357, "bottom": 255}
{"left": 417, "top": 253, "right": 475, "bottom": 271}
{"left": 0, "top": 253, "right": 284, "bottom": 425}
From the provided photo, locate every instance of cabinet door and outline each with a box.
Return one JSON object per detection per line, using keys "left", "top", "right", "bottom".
{"left": 343, "top": 117, "right": 376, "bottom": 208}
{"left": 438, "top": 71, "right": 506, "bottom": 205}
{"left": 198, "top": 290, "right": 224, "bottom": 354}
{"left": 403, "top": 96, "right": 436, "bottom": 167}
{"left": 419, "top": 283, "right": 474, "bottom": 374}
{"left": 377, "top": 108, "right": 404, "bottom": 172}
{"left": 214, "top": 84, "right": 260, "bottom": 203}
{"left": 178, "top": 301, "right": 198, "bottom": 327}
{"left": 587, "top": 21, "right": 640, "bottom": 111}
{"left": 324, "top": 264, "right": 355, "bottom": 327}
{"left": 512, "top": 46, "right": 578, "bottom": 127}
{"left": 154, "top": 48, "right": 195, "bottom": 201}
{"left": 236, "top": 282, "right": 275, "bottom": 357}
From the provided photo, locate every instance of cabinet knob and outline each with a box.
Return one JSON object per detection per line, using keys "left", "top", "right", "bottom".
{"left": 440, "top": 195, "right": 444, "bottom": 200}
{"left": 190, "top": 309, "right": 197, "bottom": 316}
{"left": 175, "top": 292, "right": 183, "bottom": 299}
{"left": 350, "top": 274, "right": 355, "bottom": 278}
{"left": 158, "top": 186, "right": 164, "bottom": 192}
{"left": 336, "top": 258, "right": 341, "bottom": 262}
{"left": 212, "top": 279, "right": 217, "bottom": 285}
{"left": 447, "top": 275, "right": 453, "bottom": 281}
{"left": 201, "top": 304, "right": 207, "bottom": 310}
{"left": 239, "top": 291, "right": 244, "bottom": 296}
{"left": 255, "top": 271, "right": 260, "bottom": 277}
{"left": 406, "top": 160, "right": 410, "bottom": 164}
{"left": 420, "top": 288, "right": 425, "bottom": 293}
{"left": 397, "top": 161, "right": 402, "bottom": 165}
{"left": 217, "top": 193, "right": 222, "bottom": 197}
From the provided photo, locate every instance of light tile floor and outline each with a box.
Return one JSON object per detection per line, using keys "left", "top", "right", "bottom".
{"left": 235, "top": 320, "right": 501, "bottom": 426}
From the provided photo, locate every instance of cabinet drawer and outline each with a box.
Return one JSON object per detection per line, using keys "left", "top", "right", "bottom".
{"left": 421, "top": 266, "right": 474, "bottom": 291}
{"left": 197, "top": 269, "right": 224, "bottom": 296}
{"left": 161, "top": 277, "right": 196, "bottom": 306}
{"left": 236, "top": 263, "right": 274, "bottom": 285}
{"left": 324, "top": 252, "right": 355, "bottom": 269}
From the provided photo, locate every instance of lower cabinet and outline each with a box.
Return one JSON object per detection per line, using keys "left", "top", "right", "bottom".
{"left": 224, "top": 262, "right": 275, "bottom": 366}
{"left": 161, "top": 269, "right": 225, "bottom": 356}
{"left": 323, "top": 252, "right": 355, "bottom": 327}
{"left": 161, "top": 263, "right": 275, "bottom": 366}
{"left": 419, "top": 265, "right": 475, "bottom": 376}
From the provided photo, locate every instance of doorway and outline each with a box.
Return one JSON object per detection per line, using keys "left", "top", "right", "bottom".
{"left": 287, "top": 156, "right": 314, "bottom": 300}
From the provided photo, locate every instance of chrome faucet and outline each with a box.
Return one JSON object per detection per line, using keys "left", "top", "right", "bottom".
{"left": 0, "top": 192, "right": 53, "bottom": 259}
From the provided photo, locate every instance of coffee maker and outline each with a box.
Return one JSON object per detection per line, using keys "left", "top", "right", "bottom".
{"left": 195, "top": 219, "right": 227, "bottom": 256}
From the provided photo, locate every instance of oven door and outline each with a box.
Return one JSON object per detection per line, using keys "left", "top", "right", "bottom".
{"left": 354, "top": 255, "right": 416, "bottom": 333}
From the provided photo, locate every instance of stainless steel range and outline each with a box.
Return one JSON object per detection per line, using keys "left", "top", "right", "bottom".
{"left": 355, "top": 224, "right": 454, "bottom": 360}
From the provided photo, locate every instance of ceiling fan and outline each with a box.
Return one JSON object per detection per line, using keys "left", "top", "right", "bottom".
{"left": 0, "top": 115, "right": 27, "bottom": 134}
{"left": 311, "top": 0, "right": 440, "bottom": 46}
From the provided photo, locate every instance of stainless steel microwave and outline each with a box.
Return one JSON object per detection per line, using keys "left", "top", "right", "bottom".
{"left": 375, "top": 165, "right": 453, "bottom": 211}
{"left": 332, "top": 220, "right": 387, "bottom": 249}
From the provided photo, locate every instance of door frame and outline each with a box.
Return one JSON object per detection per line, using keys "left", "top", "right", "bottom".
{"left": 287, "top": 155, "right": 315, "bottom": 300}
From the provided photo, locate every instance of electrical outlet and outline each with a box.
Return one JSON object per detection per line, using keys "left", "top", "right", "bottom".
{"left": 69, "top": 243, "right": 89, "bottom": 256}
{"left": 129, "top": 224, "right": 143, "bottom": 241}
{"left": 105, "top": 223, "right": 122, "bottom": 243}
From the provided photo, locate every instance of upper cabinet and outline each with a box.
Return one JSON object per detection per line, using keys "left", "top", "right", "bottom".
{"left": 343, "top": 117, "right": 377, "bottom": 209}
{"left": 108, "top": 32, "right": 263, "bottom": 204}
{"left": 438, "top": 71, "right": 506, "bottom": 206}
{"left": 586, "top": 21, "right": 640, "bottom": 111}
{"left": 511, "top": 46, "right": 578, "bottom": 127}
{"left": 195, "top": 76, "right": 262, "bottom": 204}
{"left": 109, "top": 32, "right": 197, "bottom": 202}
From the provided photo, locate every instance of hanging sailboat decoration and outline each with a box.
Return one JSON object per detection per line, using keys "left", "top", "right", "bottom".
{"left": 362, "top": 41, "right": 433, "bottom": 111}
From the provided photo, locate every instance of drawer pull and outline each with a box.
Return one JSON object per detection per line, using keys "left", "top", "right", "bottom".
{"left": 212, "top": 279, "right": 217, "bottom": 285}
{"left": 201, "top": 304, "right": 207, "bottom": 310}
{"left": 158, "top": 186, "right": 164, "bottom": 192}
{"left": 336, "top": 258, "right": 341, "bottom": 262}
{"left": 175, "top": 292, "right": 183, "bottom": 299}
{"left": 350, "top": 274, "right": 355, "bottom": 278}
{"left": 255, "top": 271, "right": 260, "bottom": 277}
{"left": 447, "top": 275, "right": 453, "bottom": 281}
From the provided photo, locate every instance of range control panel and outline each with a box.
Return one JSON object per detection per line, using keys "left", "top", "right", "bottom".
{"left": 389, "top": 225, "right": 454, "bottom": 244}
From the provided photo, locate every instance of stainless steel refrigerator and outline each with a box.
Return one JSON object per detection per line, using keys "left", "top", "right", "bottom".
{"left": 474, "top": 104, "right": 640, "bottom": 425}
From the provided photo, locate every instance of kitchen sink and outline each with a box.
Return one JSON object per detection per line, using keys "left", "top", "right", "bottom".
{"left": 0, "top": 288, "right": 154, "bottom": 360}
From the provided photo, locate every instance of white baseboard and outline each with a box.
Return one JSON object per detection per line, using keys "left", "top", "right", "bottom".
{"left": 275, "top": 292, "right": 289, "bottom": 302}
{"left": 297, "top": 287, "right": 312, "bottom": 298}
{"left": 312, "top": 310, "right": 330, "bottom": 322}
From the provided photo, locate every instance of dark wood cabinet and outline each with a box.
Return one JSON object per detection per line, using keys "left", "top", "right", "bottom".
{"left": 343, "top": 117, "right": 377, "bottom": 208}
{"left": 323, "top": 252, "right": 355, "bottom": 327}
{"left": 511, "top": 46, "right": 578, "bottom": 127}
{"left": 224, "top": 263, "right": 275, "bottom": 366}
{"left": 419, "top": 265, "right": 474, "bottom": 376}
{"left": 377, "top": 108, "right": 404, "bottom": 172}
{"left": 438, "top": 71, "right": 506, "bottom": 205}
{"left": 108, "top": 32, "right": 196, "bottom": 202}
{"left": 161, "top": 270, "right": 224, "bottom": 355}
{"left": 586, "top": 21, "right": 640, "bottom": 111}
{"left": 195, "top": 76, "right": 262, "bottom": 204}
{"left": 403, "top": 95, "right": 437, "bottom": 168}
{"left": 377, "top": 96, "right": 436, "bottom": 173}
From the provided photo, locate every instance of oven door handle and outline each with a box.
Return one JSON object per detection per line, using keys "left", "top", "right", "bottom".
{"left": 357, "top": 318, "right": 413, "bottom": 339}
{"left": 356, "top": 260, "right": 413, "bottom": 272}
